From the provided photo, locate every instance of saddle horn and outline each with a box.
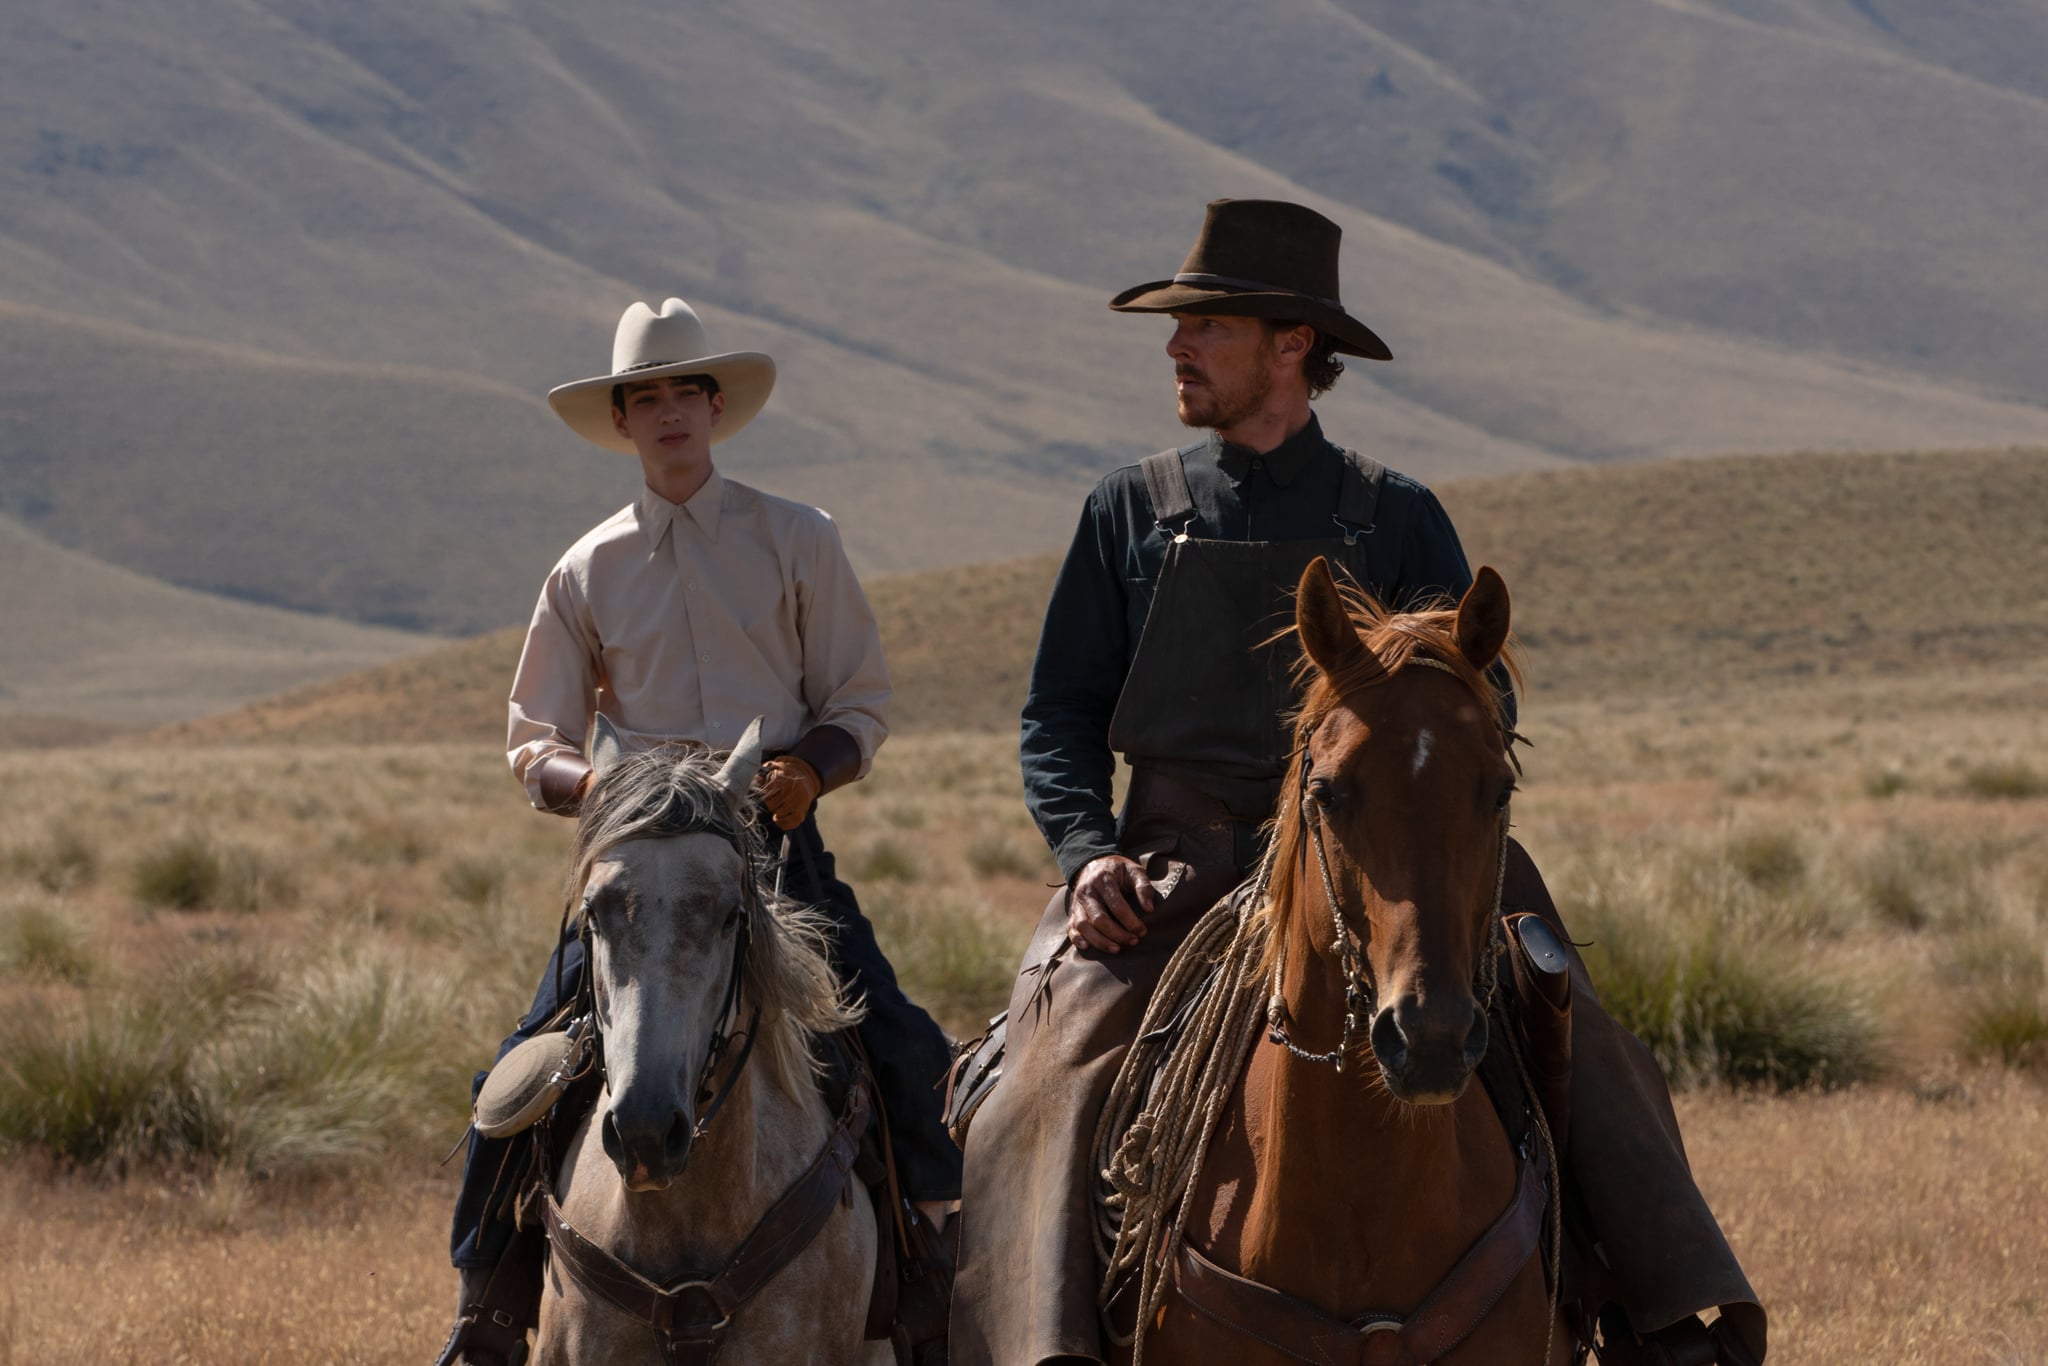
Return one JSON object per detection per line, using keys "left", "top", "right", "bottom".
{"left": 713, "top": 717, "right": 767, "bottom": 814}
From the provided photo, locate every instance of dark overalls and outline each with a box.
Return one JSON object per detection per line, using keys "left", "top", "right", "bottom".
{"left": 451, "top": 808, "right": 962, "bottom": 1271}
{"left": 952, "top": 444, "right": 1397, "bottom": 1365}
{"left": 952, "top": 443, "right": 1766, "bottom": 1366}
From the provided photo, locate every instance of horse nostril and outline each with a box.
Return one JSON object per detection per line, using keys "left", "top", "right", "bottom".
{"left": 600, "top": 1109, "right": 626, "bottom": 1165}
{"left": 663, "top": 1110, "right": 694, "bottom": 1171}
{"left": 1370, "top": 1008, "right": 1408, "bottom": 1073}
{"left": 1462, "top": 1008, "right": 1490, "bottom": 1071}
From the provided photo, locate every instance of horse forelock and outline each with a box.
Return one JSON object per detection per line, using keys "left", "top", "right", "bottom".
{"left": 566, "top": 746, "right": 858, "bottom": 1096}
{"left": 1252, "top": 584, "right": 1523, "bottom": 986}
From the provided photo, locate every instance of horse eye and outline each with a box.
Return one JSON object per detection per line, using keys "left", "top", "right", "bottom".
{"left": 1494, "top": 780, "right": 1517, "bottom": 813}
{"left": 722, "top": 906, "right": 743, "bottom": 934}
{"left": 1307, "top": 775, "right": 1342, "bottom": 809}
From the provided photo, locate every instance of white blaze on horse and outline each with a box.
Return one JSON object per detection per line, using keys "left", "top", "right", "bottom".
{"left": 535, "top": 717, "right": 893, "bottom": 1365}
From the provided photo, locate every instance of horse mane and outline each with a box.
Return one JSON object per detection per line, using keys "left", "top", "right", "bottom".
{"left": 566, "top": 745, "right": 861, "bottom": 1096}
{"left": 1252, "top": 582, "right": 1524, "bottom": 985}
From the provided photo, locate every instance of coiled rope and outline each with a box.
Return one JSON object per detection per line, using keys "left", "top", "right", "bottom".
{"left": 1092, "top": 857, "right": 1275, "bottom": 1365}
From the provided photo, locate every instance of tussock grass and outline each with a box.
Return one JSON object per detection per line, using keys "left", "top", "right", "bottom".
{"left": 0, "top": 896, "right": 96, "bottom": 983}
{"left": 965, "top": 831, "right": 1048, "bottom": 880}
{"left": 439, "top": 856, "right": 503, "bottom": 908}
{"left": 130, "top": 832, "right": 223, "bottom": 909}
{"left": 1560, "top": 834, "right": 1885, "bottom": 1089}
{"left": 0, "top": 944, "right": 472, "bottom": 1177}
{"left": 865, "top": 888, "right": 1019, "bottom": 1037}
{"left": 3, "top": 828, "right": 98, "bottom": 892}
{"left": 849, "top": 837, "right": 922, "bottom": 884}
{"left": 1960, "top": 761, "right": 2048, "bottom": 801}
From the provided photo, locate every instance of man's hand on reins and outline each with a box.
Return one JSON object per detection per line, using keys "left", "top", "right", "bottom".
{"left": 1067, "top": 853, "right": 1157, "bottom": 953}
{"left": 757, "top": 755, "right": 822, "bottom": 830}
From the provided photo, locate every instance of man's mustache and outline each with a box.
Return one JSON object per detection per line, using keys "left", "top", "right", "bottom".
{"left": 1174, "top": 368, "right": 1207, "bottom": 384}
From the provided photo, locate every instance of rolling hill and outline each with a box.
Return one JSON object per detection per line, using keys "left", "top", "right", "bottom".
{"left": 0, "top": 511, "right": 437, "bottom": 728}
{"left": 8, "top": 0, "right": 2048, "bottom": 637}
{"left": 156, "top": 447, "right": 2048, "bottom": 747}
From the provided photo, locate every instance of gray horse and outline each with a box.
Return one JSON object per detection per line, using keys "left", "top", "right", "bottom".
{"left": 536, "top": 717, "right": 893, "bottom": 1365}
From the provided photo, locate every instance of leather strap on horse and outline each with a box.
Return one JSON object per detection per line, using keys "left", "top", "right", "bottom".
{"left": 535, "top": 1079, "right": 871, "bottom": 1365}
{"left": 1170, "top": 1144, "right": 1548, "bottom": 1366}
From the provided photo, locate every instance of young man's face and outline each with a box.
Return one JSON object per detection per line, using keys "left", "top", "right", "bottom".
{"left": 612, "top": 375, "right": 725, "bottom": 486}
{"left": 1166, "top": 313, "right": 1301, "bottom": 432}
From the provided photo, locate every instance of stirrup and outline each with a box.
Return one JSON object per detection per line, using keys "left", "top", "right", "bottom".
{"left": 432, "top": 1305, "right": 530, "bottom": 1366}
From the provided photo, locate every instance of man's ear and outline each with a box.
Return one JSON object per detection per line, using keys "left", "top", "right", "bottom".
{"left": 708, "top": 390, "right": 726, "bottom": 426}
{"left": 612, "top": 405, "right": 630, "bottom": 438}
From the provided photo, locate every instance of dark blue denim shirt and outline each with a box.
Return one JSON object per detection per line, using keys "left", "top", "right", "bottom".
{"left": 1020, "top": 414, "right": 1506, "bottom": 882}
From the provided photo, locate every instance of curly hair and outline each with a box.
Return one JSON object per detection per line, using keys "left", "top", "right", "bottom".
{"left": 1265, "top": 321, "right": 1345, "bottom": 398}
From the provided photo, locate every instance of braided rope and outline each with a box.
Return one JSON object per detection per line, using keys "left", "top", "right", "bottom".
{"left": 1092, "top": 856, "right": 1275, "bottom": 1365}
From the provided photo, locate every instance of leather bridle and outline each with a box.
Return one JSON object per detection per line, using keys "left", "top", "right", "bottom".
{"left": 1263, "top": 655, "right": 1516, "bottom": 1074}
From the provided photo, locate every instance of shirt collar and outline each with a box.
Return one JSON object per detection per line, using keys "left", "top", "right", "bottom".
{"left": 635, "top": 470, "right": 726, "bottom": 553}
{"left": 1215, "top": 412, "right": 1330, "bottom": 488}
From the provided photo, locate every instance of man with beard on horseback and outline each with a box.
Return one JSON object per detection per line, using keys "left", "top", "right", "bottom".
{"left": 437, "top": 297, "right": 961, "bottom": 1366}
{"left": 950, "top": 200, "right": 1766, "bottom": 1365}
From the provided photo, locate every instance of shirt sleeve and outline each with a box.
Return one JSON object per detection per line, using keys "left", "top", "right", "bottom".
{"left": 1386, "top": 486, "right": 1519, "bottom": 731}
{"left": 507, "top": 558, "right": 601, "bottom": 809}
{"left": 792, "top": 510, "right": 890, "bottom": 776}
{"left": 1020, "top": 484, "right": 1130, "bottom": 883}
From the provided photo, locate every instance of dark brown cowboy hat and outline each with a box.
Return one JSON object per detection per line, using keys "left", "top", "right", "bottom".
{"left": 1109, "top": 199, "right": 1392, "bottom": 361}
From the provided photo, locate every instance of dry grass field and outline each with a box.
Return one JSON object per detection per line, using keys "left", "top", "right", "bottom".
{"left": 3, "top": 449, "right": 2045, "bottom": 1362}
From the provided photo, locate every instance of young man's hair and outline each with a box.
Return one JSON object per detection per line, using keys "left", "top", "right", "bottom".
{"left": 1265, "top": 321, "right": 1345, "bottom": 399}
{"left": 611, "top": 372, "right": 722, "bottom": 413}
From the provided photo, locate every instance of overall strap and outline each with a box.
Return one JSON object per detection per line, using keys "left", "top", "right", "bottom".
{"left": 1331, "top": 448, "right": 1385, "bottom": 545}
{"left": 1140, "top": 446, "right": 1200, "bottom": 536}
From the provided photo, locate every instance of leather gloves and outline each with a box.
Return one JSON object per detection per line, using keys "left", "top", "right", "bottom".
{"left": 757, "top": 755, "right": 823, "bottom": 830}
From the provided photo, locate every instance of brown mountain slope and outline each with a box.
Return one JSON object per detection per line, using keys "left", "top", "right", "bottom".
{"left": 0, "top": 513, "right": 437, "bottom": 726}
{"left": 9, "top": 1, "right": 2048, "bottom": 635}
{"left": 160, "top": 447, "right": 2048, "bottom": 746}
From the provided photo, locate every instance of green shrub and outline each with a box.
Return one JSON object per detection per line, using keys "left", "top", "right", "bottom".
{"left": 0, "top": 899, "right": 96, "bottom": 984}
{"left": 1862, "top": 770, "right": 1909, "bottom": 800}
{"left": 1959, "top": 762, "right": 2048, "bottom": 801}
{"left": 965, "top": 833, "right": 1046, "bottom": 881}
{"left": 130, "top": 833, "right": 223, "bottom": 910}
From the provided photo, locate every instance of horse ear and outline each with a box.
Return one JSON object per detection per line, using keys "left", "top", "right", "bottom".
{"left": 713, "top": 716, "right": 767, "bottom": 812}
{"left": 1296, "top": 557, "right": 1379, "bottom": 683}
{"left": 589, "top": 713, "right": 627, "bottom": 777}
{"left": 1454, "top": 566, "right": 1512, "bottom": 672}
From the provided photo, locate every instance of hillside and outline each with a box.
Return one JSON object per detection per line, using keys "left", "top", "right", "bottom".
{"left": 0, "top": 512, "right": 437, "bottom": 728}
{"left": 9, "top": 0, "right": 2048, "bottom": 635}
{"left": 159, "top": 447, "right": 2048, "bottom": 745}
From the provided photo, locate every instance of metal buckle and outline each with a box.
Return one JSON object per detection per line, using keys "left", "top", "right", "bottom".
{"left": 1331, "top": 515, "right": 1373, "bottom": 546}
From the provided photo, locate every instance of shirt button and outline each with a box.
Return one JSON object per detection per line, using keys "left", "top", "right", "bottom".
{"left": 687, "top": 582, "right": 696, "bottom": 591}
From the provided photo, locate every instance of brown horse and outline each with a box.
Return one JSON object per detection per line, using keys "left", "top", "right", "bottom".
{"left": 1115, "top": 557, "right": 1568, "bottom": 1365}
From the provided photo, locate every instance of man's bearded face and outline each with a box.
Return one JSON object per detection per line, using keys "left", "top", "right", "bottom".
{"left": 1169, "top": 314, "right": 1276, "bottom": 431}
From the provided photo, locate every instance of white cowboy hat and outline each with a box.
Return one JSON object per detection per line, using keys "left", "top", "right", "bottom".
{"left": 547, "top": 298, "right": 776, "bottom": 453}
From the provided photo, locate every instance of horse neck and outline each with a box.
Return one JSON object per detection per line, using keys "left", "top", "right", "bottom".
{"left": 1226, "top": 910, "right": 1518, "bottom": 1309}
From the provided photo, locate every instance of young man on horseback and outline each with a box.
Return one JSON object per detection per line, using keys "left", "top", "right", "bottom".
{"left": 438, "top": 298, "right": 961, "bottom": 1366}
{"left": 950, "top": 200, "right": 1765, "bottom": 1365}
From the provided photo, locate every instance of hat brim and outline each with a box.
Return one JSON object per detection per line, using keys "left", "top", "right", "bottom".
{"left": 1108, "top": 282, "right": 1392, "bottom": 361}
{"left": 547, "top": 352, "right": 777, "bottom": 454}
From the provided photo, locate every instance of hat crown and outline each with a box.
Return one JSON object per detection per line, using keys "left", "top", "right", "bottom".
{"left": 1178, "top": 199, "right": 1344, "bottom": 307}
{"left": 613, "top": 297, "right": 713, "bottom": 374}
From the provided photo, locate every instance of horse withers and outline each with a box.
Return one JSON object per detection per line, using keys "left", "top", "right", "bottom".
{"left": 533, "top": 717, "right": 894, "bottom": 1366}
{"left": 1105, "top": 558, "right": 1571, "bottom": 1365}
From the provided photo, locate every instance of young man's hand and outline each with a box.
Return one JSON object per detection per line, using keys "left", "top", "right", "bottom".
{"left": 1066, "top": 853, "right": 1158, "bottom": 953}
{"left": 757, "top": 755, "right": 822, "bottom": 830}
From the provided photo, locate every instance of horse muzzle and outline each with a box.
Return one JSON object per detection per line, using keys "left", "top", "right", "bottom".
{"left": 1371, "top": 996, "right": 1488, "bottom": 1104}
{"left": 602, "top": 1094, "right": 698, "bottom": 1191}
